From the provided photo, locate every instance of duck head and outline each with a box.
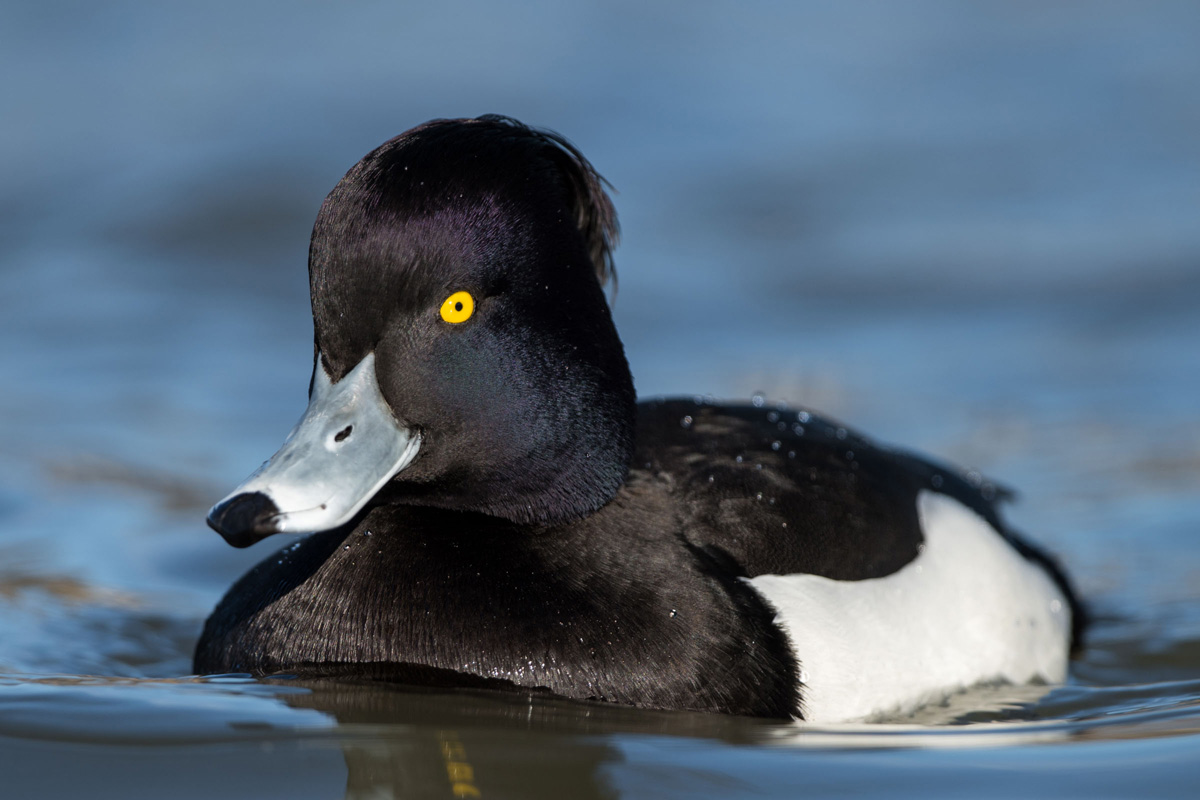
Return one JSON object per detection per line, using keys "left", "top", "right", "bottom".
{"left": 208, "top": 116, "right": 636, "bottom": 547}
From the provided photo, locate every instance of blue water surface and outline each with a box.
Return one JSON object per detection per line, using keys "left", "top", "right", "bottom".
{"left": 1, "top": 2, "right": 1199, "bottom": 797}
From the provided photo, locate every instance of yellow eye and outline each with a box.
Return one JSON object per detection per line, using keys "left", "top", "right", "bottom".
{"left": 439, "top": 290, "right": 475, "bottom": 323}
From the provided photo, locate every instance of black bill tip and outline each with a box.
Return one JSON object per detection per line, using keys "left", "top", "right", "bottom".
{"left": 207, "top": 491, "right": 282, "bottom": 548}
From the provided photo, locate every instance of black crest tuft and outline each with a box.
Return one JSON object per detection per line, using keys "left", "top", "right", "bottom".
{"left": 467, "top": 114, "right": 619, "bottom": 290}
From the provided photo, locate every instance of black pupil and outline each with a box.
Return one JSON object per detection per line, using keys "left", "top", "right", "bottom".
{"left": 454, "top": 302, "right": 463, "bottom": 312}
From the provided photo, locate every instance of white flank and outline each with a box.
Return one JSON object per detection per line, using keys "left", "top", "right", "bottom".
{"left": 747, "top": 490, "right": 1071, "bottom": 724}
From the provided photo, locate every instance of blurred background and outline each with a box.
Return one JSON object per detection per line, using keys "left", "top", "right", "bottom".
{"left": 1, "top": 1, "right": 1199, "bottom": 797}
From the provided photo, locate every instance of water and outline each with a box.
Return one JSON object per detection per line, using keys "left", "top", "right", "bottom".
{"left": 2, "top": 2, "right": 1199, "bottom": 796}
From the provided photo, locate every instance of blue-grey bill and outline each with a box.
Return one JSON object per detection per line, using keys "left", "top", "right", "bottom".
{"left": 207, "top": 352, "right": 420, "bottom": 545}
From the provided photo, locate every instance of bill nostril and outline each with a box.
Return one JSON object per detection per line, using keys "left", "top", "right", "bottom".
{"left": 334, "top": 425, "right": 353, "bottom": 442}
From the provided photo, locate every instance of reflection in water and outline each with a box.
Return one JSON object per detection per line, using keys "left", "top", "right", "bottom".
{"left": 2, "top": 672, "right": 1200, "bottom": 798}
{"left": 278, "top": 678, "right": 762, "bottom": 800}
{"left": 270, "top": 674, "right": 1200, "bottom": 797}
